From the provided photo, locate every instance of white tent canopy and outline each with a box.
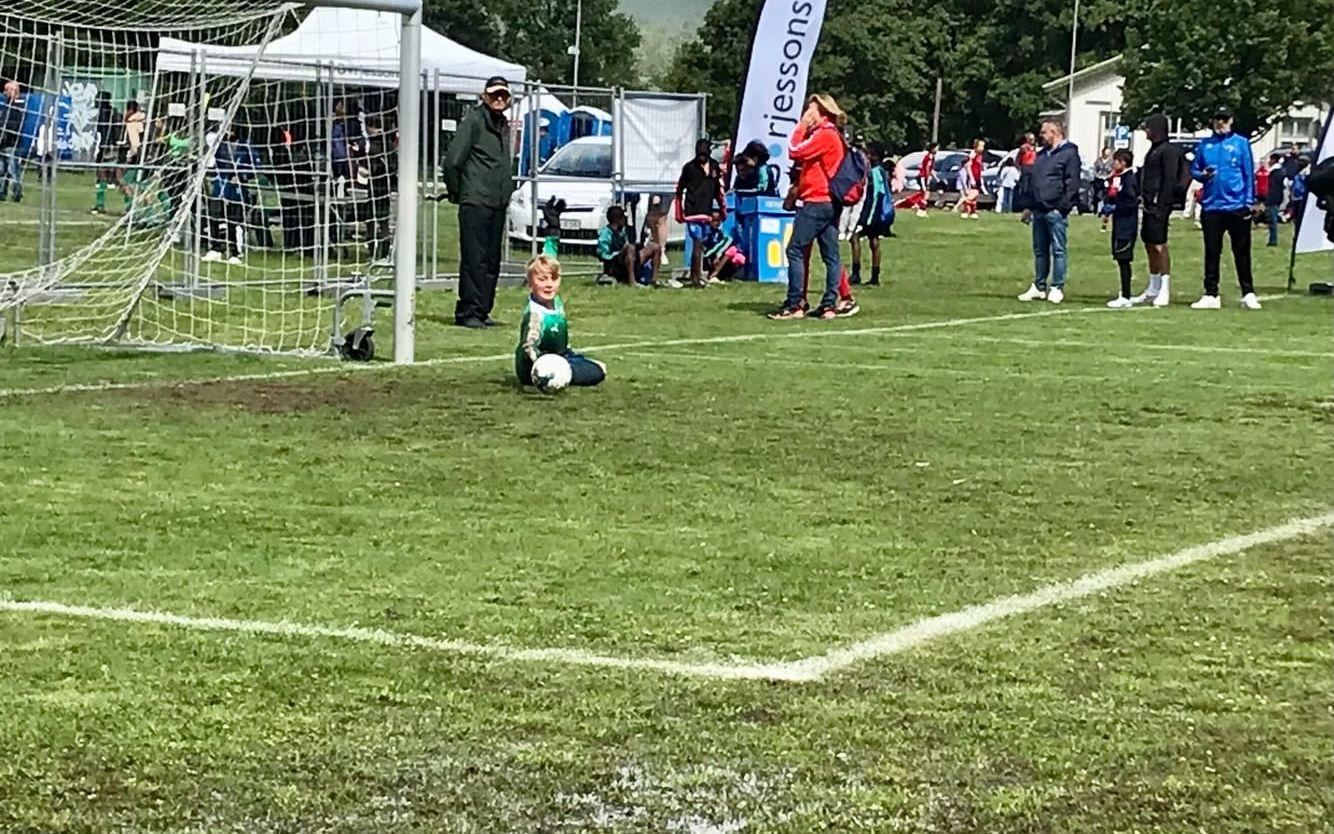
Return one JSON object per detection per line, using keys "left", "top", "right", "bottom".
{"left": 156, "top": 7, "right": 526, "bottom": 93}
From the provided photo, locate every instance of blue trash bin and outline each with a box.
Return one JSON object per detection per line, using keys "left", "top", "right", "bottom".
{"left": 734, "top": 195, "right": 794, "bottom": 282}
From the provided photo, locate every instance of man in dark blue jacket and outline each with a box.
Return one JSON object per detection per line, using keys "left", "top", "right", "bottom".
{"left": 0, "top": 80, "right": 27, "bottom": 204}
{"left": 1189, "top": 106, "right": 1260, "bottom": 310}
{"left": 1017, "top": 118, "right": 1081, "bottom": 304}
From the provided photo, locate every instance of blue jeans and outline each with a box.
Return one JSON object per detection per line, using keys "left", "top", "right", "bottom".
{"left": 785, "top": 201, "right": 841, "bottom": 309}
{"left": 1031, "top": 210, "right": 1069, "bottom": 290}
{"left": 1266, "top": 205, "right": 1280, "bottom": 246}
{"left": 998, "top": 187, "right": 1013, "bottom": 213}
{"left": 0, "top": 147, "right": 21, "bottom": 201}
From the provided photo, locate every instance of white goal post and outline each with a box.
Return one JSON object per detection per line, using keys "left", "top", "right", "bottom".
{"left": 0, "top": 0, "right": 421, "bottom": 363}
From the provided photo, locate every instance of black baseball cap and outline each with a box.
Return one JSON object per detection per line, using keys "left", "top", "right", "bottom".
{"left": 484, "top": 76, "right": 511, "bottom": 97}
{"left": 1212, "top": 105, "right": 1234, "bottom": 120}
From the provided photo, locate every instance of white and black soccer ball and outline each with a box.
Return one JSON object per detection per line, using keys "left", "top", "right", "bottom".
{"left": 531, "top": 353, "right": 572, "bottom": 393}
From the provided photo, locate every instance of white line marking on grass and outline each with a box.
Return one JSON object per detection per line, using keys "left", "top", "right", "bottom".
{"left": 920, "top": 333, "right": 1334, "bottom": 360}
{"left": 780, "top": 511, "right": 1334, "bottom": 681}
{"left": 0, "top": 598, "right": 815, "bottom": 683}
{"left": 3, "top": 512, "right": 1330, "bottom": 683}
{"left": 0, "top": 307, "right": 1074, "bottom": 400}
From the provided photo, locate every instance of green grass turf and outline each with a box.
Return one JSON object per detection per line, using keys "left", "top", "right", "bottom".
{"left": 1, "top": 210, "right": 1331, "bottom": 832}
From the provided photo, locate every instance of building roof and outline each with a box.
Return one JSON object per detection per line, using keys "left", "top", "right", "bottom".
{"left": 1042, "top": 55, "right": 1123, "bottom": 91}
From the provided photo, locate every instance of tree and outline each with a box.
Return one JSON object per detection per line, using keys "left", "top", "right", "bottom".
{"left": 1121, "top": 0, "right": 1334, "bottom": 136}
{"left": 423, "top": 0, "right": 643, "bottom": 89}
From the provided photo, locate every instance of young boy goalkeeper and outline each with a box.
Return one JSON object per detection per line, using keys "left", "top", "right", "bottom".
{"left": 515, "top": 255, "right": 607, "bottom": 387}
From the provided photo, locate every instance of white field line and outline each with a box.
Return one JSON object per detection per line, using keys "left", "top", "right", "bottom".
{"left": 912, "top": 332, "right": 1334, "bottom": 360}
{"left": 0, "top": 291, "right": 1305, "bottom": 401}
{"left": 780, "top": 510, "right": 1334, "bottom": 681}
{"left": 3, "top": 512, "right": 1330, "bottom": 683}
{"left": 0, "top": 307, "right": 1074, "bottom": 400}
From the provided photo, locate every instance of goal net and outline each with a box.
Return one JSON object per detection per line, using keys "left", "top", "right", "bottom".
{"left": 0, "top": 0, "right": 418, "bottom": 358}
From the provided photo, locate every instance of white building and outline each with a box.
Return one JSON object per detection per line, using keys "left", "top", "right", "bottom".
{"left": 1041, "top": 55, "right": 1328, "bottom": 167}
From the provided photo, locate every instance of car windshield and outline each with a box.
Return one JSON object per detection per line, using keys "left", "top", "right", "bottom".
{"left": 542, "top": 143, "right": 612, "bottom": 178}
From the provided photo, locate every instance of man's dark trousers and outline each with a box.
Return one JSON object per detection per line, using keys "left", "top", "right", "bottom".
{"left": 1201, "top": 209, "right": 1254, "bottom": 297}
{"left": 456, "top": 203, "right": 505, "bottom": 324}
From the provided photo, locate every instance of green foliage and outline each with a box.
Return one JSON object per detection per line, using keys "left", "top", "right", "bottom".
{"left": 1121, "top": 0, "right": 1334, "bottom": 136}
{"left": 424, "top": 0, "right": 643, "bottom": 88}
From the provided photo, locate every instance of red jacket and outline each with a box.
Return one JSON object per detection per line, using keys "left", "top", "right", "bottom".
{"left": 788, "top": 120, "right": 844, "bottom": 204}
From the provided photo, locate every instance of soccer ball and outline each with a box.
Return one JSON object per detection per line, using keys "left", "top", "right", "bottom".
{"left": 531, "top": 353, "right": 572, "bottom": 393}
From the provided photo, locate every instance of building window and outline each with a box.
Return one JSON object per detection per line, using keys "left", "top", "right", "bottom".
{"left": 1098, "top": 111, "right": 1122, "bottom": 152}
{"left": 1277, "top": 117, "right": 1319, "bottom": 144}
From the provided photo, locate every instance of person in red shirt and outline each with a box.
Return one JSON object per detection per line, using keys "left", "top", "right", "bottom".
{"left": 768, "top": 93, "right": 848, "bottom": 321}
{"left": 1017, "top": 132, "right": 1037, "bottom": 168}
{"left": 913, "top": 142, "right": 937, "bottom": 216}
{"left": 959, "top": 139, "right": 986, "bottom": 218}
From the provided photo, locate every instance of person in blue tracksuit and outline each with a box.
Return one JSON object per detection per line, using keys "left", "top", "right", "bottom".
{"left": 1189, "top": 106, "right": 1260, "bottom": 310}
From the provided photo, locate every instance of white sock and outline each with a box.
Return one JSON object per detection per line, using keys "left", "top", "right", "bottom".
{"left": 1146, "top": 273, "right": 1161, "bottom": 296}
{"left": 1159, "top": 274, "right": 1170, "bottom": 295}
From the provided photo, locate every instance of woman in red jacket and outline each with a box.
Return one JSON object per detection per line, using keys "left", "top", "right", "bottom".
{"left": 768, "top": 93, "right": 847, "bottom": 321}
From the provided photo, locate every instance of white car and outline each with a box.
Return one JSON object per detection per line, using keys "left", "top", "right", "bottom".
{"left": 507, "top": 136, "right": 684, "bottom": 247}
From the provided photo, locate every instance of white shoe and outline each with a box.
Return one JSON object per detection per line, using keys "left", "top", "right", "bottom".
{"left": 1240, "top": 293, "right": 1262, "bottom": 310}
{"left": 916, "top": 209, "right": 928, "bottom": 218}
{"left": 1017, "top": 283, "right": 1047, "bottom": 302}
{"left": 227, "top": 256, "right": 243, "bottom": 266}
{"left": 1190, "top": 294, "right": 1221, "bottom": 310}
{"left": 1151, "top": 290, "right": 1170, "bottom": 308}
{"left": 659, "top": 278, "right": 684, "bottom": 289}
{"left": 1106, "top": 296, "right": 1133, "bottom": 309}
{"left": 1129, "top": 292, "right": 1155, "bottom": 305}
{"left": 706, "top": 275, "right": 723, "bottom": 285}
{"left": 1047, "top": 287, "right": 1064, "bottom": 304}
{"left": 202, "top": 250, "right": 222, "bottom": 263}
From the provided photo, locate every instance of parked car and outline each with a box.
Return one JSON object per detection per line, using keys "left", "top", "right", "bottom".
{"left": 508, "top": 136, "right": 685, "bottom": 246}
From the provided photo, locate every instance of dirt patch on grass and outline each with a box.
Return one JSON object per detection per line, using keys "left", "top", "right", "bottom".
{"left": 120, "top": 376, "right": 447, "bottom": 415}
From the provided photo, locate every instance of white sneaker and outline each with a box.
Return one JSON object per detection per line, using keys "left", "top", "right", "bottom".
{"left": 1047, "top": 287, "right": 1064, "bottom": 304}
{"left": 1151, "top": 290, "right": 1170, "bottom": 308}
{"left": 1240, "top": 293, "right": 1262, "bottom": 310}
{"left": 202, "top": 250, "right": 222, "bottom": 263}
{"left": 1017, "top": 283, "right": 1047, "bottom": 302}
{"left": 1190, "top": 294, "right": 1221, "bottom": 310}
{"left": 1129, "top": 292, "right": 1155, "bottom": 305}
{"left": 659, "top": 278, "right": 684, "bottom": 289}
{"left": 916, "top": 209, "right": 928, "bottom": 218}
{"left": 1106, "top": 296, "right": 1133, "bottom": 309}
{"left": 227, "top": 256, "right": 243, "bottom": 266}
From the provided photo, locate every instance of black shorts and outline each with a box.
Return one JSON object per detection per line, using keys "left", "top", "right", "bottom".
{"left": 602, "top": 255, "right": 630, "bottom": 283}
{"left": 856, "top": 220, "right": 892, "bottom": 239}
{"left": 1141, "top": 208, "right": 1170, "bottom": 245}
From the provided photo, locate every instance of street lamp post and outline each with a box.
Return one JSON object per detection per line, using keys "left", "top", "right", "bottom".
{"left": 569, "top": 0, "right": 582, "bottom": 104}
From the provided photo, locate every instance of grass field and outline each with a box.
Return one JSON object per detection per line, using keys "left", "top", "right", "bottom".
{"left": 1, "top": 210, "right": 1331, "bottom": 833}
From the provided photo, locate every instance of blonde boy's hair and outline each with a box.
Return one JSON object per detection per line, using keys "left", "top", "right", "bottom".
{"left": 526, "top": 254, "right": 561, "bottom": 283}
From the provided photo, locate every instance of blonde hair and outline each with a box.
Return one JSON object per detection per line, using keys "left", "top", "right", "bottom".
{"left": 806, "top": 93, "right": 847, "bottom": 128}
{"left": 526, "top": 254, "right": 561, "bottom": 283}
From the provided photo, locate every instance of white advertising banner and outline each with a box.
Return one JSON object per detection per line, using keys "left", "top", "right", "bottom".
{"left": 1294, "top": 110, "right": 1333, "bottom": 255}
{"left": 614, "top": 95, "right": 702, "bottom": 190}
{"left": 731, "top": 0, "right": 830, "bottom": 194}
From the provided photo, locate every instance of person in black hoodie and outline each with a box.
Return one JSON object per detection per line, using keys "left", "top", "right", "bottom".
{"left": 1104, "top": 149, "right": 1140, "bottom": 307}
{"left": 1017, "top": 118, "right": 1081, "bottom": 305}
{"left": 1134, "top": 113, "right": 1189, "bottom": 306}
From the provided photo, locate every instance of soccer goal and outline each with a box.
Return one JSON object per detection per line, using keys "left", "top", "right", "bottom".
{"left": 0, "top": 0, "right": 420, "bottom": 363}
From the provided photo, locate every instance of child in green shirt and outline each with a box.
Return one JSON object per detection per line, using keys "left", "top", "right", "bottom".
{"left": 515, "top": 255, "right": 607, "bottom": 387}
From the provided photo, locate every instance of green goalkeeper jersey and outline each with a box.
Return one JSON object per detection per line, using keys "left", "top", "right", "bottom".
{"left": 514, "top": 295, "right": 569, "bottom": 383}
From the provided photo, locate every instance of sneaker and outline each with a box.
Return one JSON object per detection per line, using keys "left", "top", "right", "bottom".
{"left": 89, "top": 207, "right": 106, "bottom": 216}
{"left": 482, "top": 317, "right": 501, "bottom": 328}
{"left": 595, "top": 274, "right": 615, "bottom": 286}
{"left": 766, "top": 304, "right": 807, "bottom": 321}
{"left": 706, "top": 275, "right": 723, "bottom": 285}
{"left": 1017, "top": 283, "right": 1047, "bottom": 302}
{"left": 1151, "top": 290, "right": 1170, "bottom": 308}
{"left": 202, "top": 250, "right": 223, "bottom": 263}
{"left": 227, "top": 256, "right": 243, "bottom": 266}
{"left": 1129, "top": 292, "right": 1155, "bottom": 305}
{"left": 866, "top": 276, "right": 881, "bottom": 287}
{"left": 1047, "top": 287, "right": 1064, "bottom": 304}
{"left": 1190, "top": 294, "right": 1221, "bottom": 310}
{"left": 456, "top": 317, "right": 487, "bottom": 329}
{"left": 916, "top": 209, "right": 928, "bottom": 218}
{"left": 657, "top": 278, "right": 684, "bottom": 289}
{"left": 1106, "top": 296, "right": 1133, "bottom": 309}
{"left": 809, "top": 305, "right": 838, "bottom": 321}
{"left": 835, "top": 297, "right": 860, "bottom": 317}
{"left": 849, "top": 272, "right": 862, "bottom": 286}
{"left": 1240, "top": 293, "right": 1263, "bottom": 310}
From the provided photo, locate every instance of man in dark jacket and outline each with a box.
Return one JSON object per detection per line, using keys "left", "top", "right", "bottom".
{"left": 1017, "top": 118, "right": 1080, "bottom": 304}
{"left": 1189, "top": 105, "right": 1259, "bottom": 310}
{"left": 1134, "top": 113, "right": 1189, "bottom": 306}
{"left": 1264, "top": 152, "right": 1287, "bottom": 247}
{"left": 0, "top": 80, "right": 27, "bottom": 203}
{"left": 442, "top": 76, "right": 515, "bottom": 329}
